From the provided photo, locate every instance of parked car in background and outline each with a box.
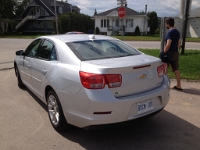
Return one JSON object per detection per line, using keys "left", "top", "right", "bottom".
{"left": 66, "top": 31, "right": 84, "bottom": 34}
{"left": 14, "top": 34, "right": 170, "bottom": 132}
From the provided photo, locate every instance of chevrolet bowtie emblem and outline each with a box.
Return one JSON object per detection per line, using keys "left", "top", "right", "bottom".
{"left": 138, "top": 74, "right": 147, "bottom": 79}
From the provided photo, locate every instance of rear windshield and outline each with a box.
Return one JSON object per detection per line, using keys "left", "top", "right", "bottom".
{"left": 66, "top": 40, "right": 141, "bottom": 61}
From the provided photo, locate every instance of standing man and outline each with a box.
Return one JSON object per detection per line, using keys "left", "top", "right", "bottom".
{"left": 164, "top": 17, "right": 182, "bottom": 90}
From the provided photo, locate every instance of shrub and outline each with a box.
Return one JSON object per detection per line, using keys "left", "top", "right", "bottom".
{"left": 155, "top": 28, "right": 160, "bottom": 34}
{"left": 95, "top": 27, "right": 100, "bottom": 34}
{"left": 135, "top": 26, "right": 140, "bottom": 36}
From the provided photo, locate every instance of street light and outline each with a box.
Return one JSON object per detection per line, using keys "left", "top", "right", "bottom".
{"left": 54, "top": 0, "right": 59, "bottom": 34}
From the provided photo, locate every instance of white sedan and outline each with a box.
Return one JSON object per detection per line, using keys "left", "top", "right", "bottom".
{"left": 14, "top": 34, "right": 170, "bottom": 131}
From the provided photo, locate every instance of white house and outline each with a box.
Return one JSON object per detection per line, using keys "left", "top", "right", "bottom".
{"left": 175, "top": 7, "right": 200, "bottom": 38}
{"left": 94, "top": 6, "right": 148, "bottom": 36}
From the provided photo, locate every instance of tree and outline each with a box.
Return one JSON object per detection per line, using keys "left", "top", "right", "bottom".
{"left": 57, "top": 12, "right": 94, "bottom": 34}
{"left": 58, "top": 14, "right": 71, "bottom": 33}
{"left": 15, "top": 0, "right": 31, "bottom": 18}
{"left": 0, "top": 0, "right": 16, "bottom": 33}
{"left": 147, "top": 11, "right": 158, "bottom": 34}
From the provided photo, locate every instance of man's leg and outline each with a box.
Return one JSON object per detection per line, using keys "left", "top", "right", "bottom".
{"left": 174, "top": 70, "right": 182, "bottom": 89}
{"left": 171, "top": 52, "right": 182, "bottom": 89}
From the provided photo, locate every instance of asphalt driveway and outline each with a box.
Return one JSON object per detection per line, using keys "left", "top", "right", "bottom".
{"left": 0, "top": 38, "right": 200, "bottom": 150}
{"left": 0, "top": 69, "right": 200, "bottom": 150}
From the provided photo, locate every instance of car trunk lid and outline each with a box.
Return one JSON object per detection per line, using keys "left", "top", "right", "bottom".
{"left": 80, "top": 54, "right": 164, "bottom": 97}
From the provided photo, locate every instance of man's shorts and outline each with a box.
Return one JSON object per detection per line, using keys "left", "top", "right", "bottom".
{"left": 168, "top": 52, "right": 179, "bottom": 72}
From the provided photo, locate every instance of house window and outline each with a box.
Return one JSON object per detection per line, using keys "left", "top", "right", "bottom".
{"left": 38, "top": 21, "right": 45, "bottom": 28}
{"left": 58, "top": 7, "right": 63, "bottom": 14}
{"left": 131, "top": 19, "right": 133, "bottom": 27}
{"left": 107, "top": 19, "right": 109, "bottom": 27}
{"left": 104, "top": 19, "right": 106, "bottom": 27}
{"left": 126, "top": 19, "right": 134, "bottom": 27}
{"left": 41, "top": 8, "right": 49, "bottom": 16}
{"left": 101, "top": 19, "right": 103, "bottom": 27}
{"left": 37, "top": 7, "right": 39, "bottom": 13}
{"left": 116, "top": 20, "right": 119, "bottom": 27}
{"left": 46, "top": 21, "right": 53, "bottom": 28}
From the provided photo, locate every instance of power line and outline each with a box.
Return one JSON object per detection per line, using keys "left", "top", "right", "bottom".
{"left": 69, "top": 0, "right": 94, "bottom": 10}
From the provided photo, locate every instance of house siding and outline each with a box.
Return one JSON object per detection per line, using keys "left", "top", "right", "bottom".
{"left": 95, "top": 16, "right": 148, "bottom": 35}
{"left": 15, "top": 0, "right": 80, "bottom": 34}
{"left": 94, "top": 7, "right": 148, "bottom": 36}
{"left": 175, "top": 18, "right": 200, "bottom": 38}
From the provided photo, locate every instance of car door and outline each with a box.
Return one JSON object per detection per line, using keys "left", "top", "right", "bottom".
{"left": 31, "top": 39, "right": 58, "bottom": 98}
{"left": 21, "top": 39, "right": 43, "bottom": 89}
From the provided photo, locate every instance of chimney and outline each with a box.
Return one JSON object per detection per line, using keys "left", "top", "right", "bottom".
{"left": 145, "top": 4, "right": 147, "bottom": 14}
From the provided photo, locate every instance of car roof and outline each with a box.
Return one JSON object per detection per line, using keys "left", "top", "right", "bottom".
{"left": 40, "top": 34, "right": 118, "bottom": 43}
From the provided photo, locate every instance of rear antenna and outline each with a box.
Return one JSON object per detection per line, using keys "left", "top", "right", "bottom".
{"left": 89, "top": 35, "right": 95, "bottom": 41}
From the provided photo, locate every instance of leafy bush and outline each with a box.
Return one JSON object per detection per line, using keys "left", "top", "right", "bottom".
{"left": 58, "top": 14, "right": 71, "bottom": 33}
{"left": 135, "top": 26, "right": 140, "bottom": 36}
{"left": 57, "top": 12, "right": 94, "bottom": 34}
{"left": 95, "top": 27, "right": 100, "bottom": 34}
{"left": 155, "top": 28, "right": 160, "bottom": 34}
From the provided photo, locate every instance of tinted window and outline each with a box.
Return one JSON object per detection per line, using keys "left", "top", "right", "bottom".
{"left": 36, "top": 40, "right": 57, "bottom": 60}
{"left": 67, "top": 40, "right": 140, "bottom": 61}
{"left": 25, "top": 39, "right": 43, "bottom": 57}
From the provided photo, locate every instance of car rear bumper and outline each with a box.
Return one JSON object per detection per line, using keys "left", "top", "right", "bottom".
{"left": 58, "top": 75, "right": 170, "bottom": 128}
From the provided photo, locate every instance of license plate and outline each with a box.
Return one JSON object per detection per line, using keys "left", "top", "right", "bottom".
{"left": 137, "top": 99, "right": 153, "bottom": 114}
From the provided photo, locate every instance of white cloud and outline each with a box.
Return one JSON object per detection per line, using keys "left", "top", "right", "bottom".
{"left": 66, "top": 0, "right": 200, "bottom": 17}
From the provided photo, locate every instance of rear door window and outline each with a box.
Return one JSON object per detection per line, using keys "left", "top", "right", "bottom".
{"left": 25, "top": 39, "right": 43, "bottom": 58}
{"left": 35, "top": 40, "right": 57, "bottom": 61}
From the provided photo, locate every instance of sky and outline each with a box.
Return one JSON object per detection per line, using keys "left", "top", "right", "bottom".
{"left": 65, "top": 0, "right": 200, "bottom": 17}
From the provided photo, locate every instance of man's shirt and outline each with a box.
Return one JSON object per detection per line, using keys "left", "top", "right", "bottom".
{"left": 165, "top": 29, "right": 180, "bottom": 52}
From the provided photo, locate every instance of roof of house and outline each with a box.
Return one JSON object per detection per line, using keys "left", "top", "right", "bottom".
{"left": 94, "top": 6, "right": 144, "bottom": 16}
{"left": 189, "top": 7, "right": 200, "bottom": 18}
{"left": 21, "top": 0, "right": 80, "bottom": 17}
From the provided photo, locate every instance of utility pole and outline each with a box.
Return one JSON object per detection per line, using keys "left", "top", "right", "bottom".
{"left": 160, "top": 17, "right": 166, "bottom": 52}
{"left": 181, "top": 0, "right": 190, "bottom": 54}
{"left": 54, "top": 0, "right": 59, "bottom": 34}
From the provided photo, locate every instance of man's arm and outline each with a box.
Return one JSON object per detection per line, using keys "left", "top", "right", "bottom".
{"left": 164, "top": 39, "right": 172, "bottom": 53}
{"left": 178, "top": 39, "right": 181, "bottom": 49}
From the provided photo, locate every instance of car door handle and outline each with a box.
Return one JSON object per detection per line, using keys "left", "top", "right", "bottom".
{"left": 42, "top": 69, "right": 47, "bottom": 75}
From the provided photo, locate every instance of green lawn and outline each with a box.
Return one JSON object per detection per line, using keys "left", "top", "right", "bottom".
{"left": 139, "top": 49, "right": 200, "bottom": 81}
{"left": 113, "top": 35, "right": 161, "bottom": 41}
{"left": 113, "top": 35, "right": 200, "bottom": 42}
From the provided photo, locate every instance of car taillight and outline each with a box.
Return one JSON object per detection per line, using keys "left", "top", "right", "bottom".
{"left": 105, "top": 74, "right": 122, "bottom": 88}
{"left": 157, "top": 63, "right": 167, "bottom": 78}
{"left": 79, "top": 71, "right": 122, "bottom": 89}
{"left": 79, "top": 72, "right": 105, "bottom": 89}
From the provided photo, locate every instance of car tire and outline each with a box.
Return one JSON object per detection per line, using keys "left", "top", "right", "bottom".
{"left": 47, "top": 90, "right": 71, "bottom": 131}
{"left": 15, "top": 66, "right": 25, "bottom": 89}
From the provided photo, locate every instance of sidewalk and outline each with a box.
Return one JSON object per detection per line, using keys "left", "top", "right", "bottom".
{"left": 125, "top": 41, "right": 200, "bottom": 50}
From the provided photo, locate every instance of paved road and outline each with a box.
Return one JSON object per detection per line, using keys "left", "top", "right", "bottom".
{"left": 0, "top": 38, "right": 200, "bottom": 150}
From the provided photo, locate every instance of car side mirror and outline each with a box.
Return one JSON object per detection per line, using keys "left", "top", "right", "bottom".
{"left": 16, "top": 50, "right": 25, "bottom": 56}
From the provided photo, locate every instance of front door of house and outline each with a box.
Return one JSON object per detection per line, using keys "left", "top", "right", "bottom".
{"left": 112, "top": 20, "right": 115, "bottom": 30}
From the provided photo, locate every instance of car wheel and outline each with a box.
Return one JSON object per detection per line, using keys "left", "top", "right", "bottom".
{"left": 15, "top": 66, "right": 25, "bottom": 89}
{"left": 47, "top": 90, "right": 70, "bottom": 131}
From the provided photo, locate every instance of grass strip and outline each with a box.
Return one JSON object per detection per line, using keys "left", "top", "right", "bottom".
{"left": 139, "top": 49, "right": 200, "bottom": 81}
